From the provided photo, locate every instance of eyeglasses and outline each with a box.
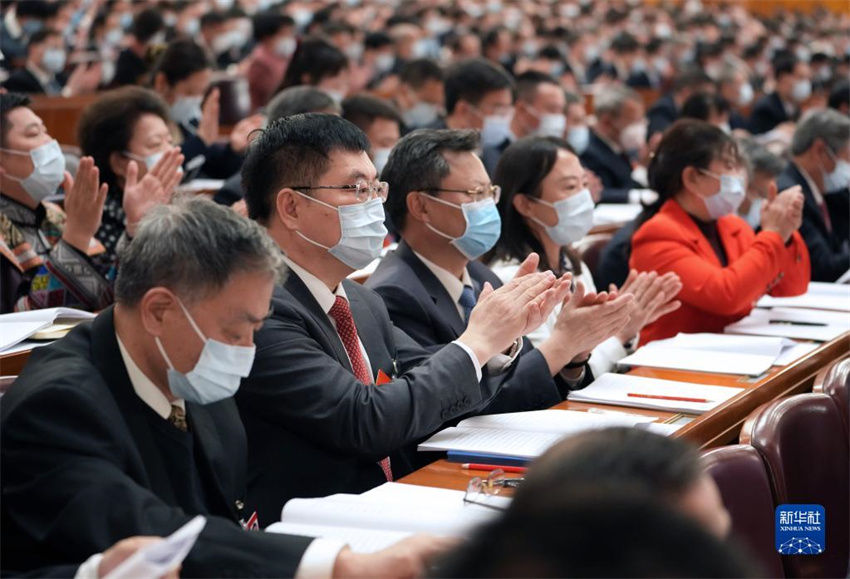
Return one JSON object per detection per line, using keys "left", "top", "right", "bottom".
{"left": 423, "top": 184, "right": 502, "bottom": 203}
{"left": 463, "top": 469, "right": 523, "bottom": 511}
{"left": 289, "top": 179, "right": 389, "bottom": 203}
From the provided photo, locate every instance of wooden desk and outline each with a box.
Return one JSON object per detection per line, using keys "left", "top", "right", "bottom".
{"left": 401, "top": 332, "right": 850, "bottom": 491}
{"left": 0, "top": 348, "right": 33, "bottom": 376}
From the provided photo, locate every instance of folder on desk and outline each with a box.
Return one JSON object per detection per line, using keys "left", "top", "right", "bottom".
{"left": 569, "top": 373, "right": 744, "bottom": 414}
{"left": 724, "top": 308, "right": 849, "bottom": 342}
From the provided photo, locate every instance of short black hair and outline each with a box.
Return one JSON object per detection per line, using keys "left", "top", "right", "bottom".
{"left": 252, "top": 10, "right": 293, "bottom": 42}
{"left": 772, "top": 54, "right": 799, "bottom": 79}
{"left": 364, "top": 31, "right": 392, "bottom": 50}
{"left": 829, "top": 79, "right": 850, "bottom": 111}
{"left": 399, "top": 58, "right": 443, "bottom": 88}
{"left": 436, "top": 489, "right": 755, "bottom": 577}
{"left": 444, "top": 58, "right": 514, "bottom": 114}
{"left": 341, "top": 94, "right": 402, "bottom": 133}
{"left": 610, "top": 31, "right": 639, "bottom": 54}
{"left": 0, "top": 92, "right": 32, "bottom": 147}
{"left": 27, "top": 27, "right": 59, "bottom": 48}
{"left": 242, "top": 113, "right": 370, "bottom": 223}
{"left": 152, "top": 38, "right": 211, "bottom": 86}
{"left": 200, "top": 11, "right": 227, "bottom": 29}
{"left": 680, "top": 91, "right": 731, "bottom": 121}
{"left": 381, "top": 129, "right": 479, "bottom": 231}
{"left": 278, "top": 36, "right": 348, "bottom": 91}
{"left": 266, "top": 86, "right": 339, "bottom": 121}
{"left": 15, "top": 0, "right": 52, "bottom": 19}
{"left": 77, "top": 86, "right": 171, "bottom": 196}
{"left": 132, "top": 8, "right": 165, "bottom": 43}
{"left": 515, "top": 70, "right": 560, "bottom": 103}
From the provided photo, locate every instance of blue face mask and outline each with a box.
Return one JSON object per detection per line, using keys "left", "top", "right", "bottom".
{"left": 424, "top": 195, "right": 502, "bottom": 260}
{"left": 701, "top": 170, "right": 746, "bottom": 219}
{"left": 295, "top": 193, "right": 388, "bottom": 270}
{"left": 155, "top": 299, "right": 256, "bottom": 405}
{"left": 529, "top": 188, "right": 595, "bottom": 246}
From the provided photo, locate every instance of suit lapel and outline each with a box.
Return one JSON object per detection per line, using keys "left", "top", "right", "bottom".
{"left": 186, "top": 403, "right": 240, "bottom": 521}
{"left": 283, "top": 271, "right": 354, "bottom": 373}
{"left": 344, "top": 281, "right": 392, "bottom": 380}
{"left": 397, "top": 241, "right": 466, "bottom": 337}
{"left": 90, "top": 308, "right": 179, "bottom": 505}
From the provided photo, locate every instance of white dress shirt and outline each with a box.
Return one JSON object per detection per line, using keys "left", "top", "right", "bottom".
{"left": 284, "top": 254, "right": 486, "bottom": 380}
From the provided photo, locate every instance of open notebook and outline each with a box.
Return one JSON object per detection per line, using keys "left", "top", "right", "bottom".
{"left": 0, "top": 308, "right": 95, "bottom": 352}
{"left": 266, "top": 483, "right": 508, "bottom": 553}
{"left": 569, "top": 373, "right": 744, "bottom": 414}
{"left": 417, "top": 409, "right": 672, "bottom": 461}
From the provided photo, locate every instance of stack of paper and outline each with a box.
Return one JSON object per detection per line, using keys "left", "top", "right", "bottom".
{"left": 725, "top": 308, "right": 849, "bottom": 342}
{"left": 0, "top": 308, "right": 94, "bottom": 352}
{"left": 592, "top": 203, "right": 642, "bottom": 226}
{"left": 757, "top": 282, "right": 850, "bottom": 312}
{"left": 266, "top": 483, "right": 507, "bottom": 552}
{"left": 569, "top": 373, "right": 744, "bottom": 414}
{"left": 619, "top": 333, "right": 789, "bottom": 375}
{"left": 418, "top": 409, "right": 668, "bottom": 460}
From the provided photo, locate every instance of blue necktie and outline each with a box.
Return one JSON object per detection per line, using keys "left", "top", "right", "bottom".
{"left": 459, "top": 285, "right": 477, "bottom": 323}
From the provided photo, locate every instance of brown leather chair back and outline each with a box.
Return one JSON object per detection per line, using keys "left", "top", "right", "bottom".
{"left": 702, "top": 445, "right": 785, "bottom": 578}
{"left": 210, "top": 76, "right": 251, "bottom": 126}
{"left": 575, "top": 232, "right": 614, "bottom": 285}
{"left": 740, "top": 394, "right": 849, "bottom": 578}
{"left": 813, "top": 356, "right": 849, "bottom": 438}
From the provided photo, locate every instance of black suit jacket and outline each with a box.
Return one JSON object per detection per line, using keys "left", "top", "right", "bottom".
{"left": 366, "top": 241, "right": 574, "bottom": 412}
{"left": 748, "top": 92, "right": 791, "bottom": 135}
{"left": 236, "top": 271, "right": 505, "bottom": 522}
{"left": 580, "top": 130, "right": 639, "bottom": 203}
{"left": 2, "top": 68, "right": 49, "bottom": 93}
{"left": 482, "top": 137, "right": 513, "bottom": 177}
{"left": 1, "top": 309, "right": 312, "bottom": 577}
{"left": 647, "top": 94, "right": 678, "bottom": 139}
{"left": 777, "top": 162, "right": 850, "bottom": 281}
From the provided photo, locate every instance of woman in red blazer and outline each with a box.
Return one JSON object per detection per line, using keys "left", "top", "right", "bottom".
{"left": 630, "top": 120, "right": 810, "bottom": 344}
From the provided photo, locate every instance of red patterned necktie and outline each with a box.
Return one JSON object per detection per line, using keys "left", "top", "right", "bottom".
{"left": 328, "top": 295, "right": 393, "bottom": 481}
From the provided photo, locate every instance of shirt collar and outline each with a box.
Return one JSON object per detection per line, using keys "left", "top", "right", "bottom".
{"left": 25, "top": 62, "right": 53, "bottom": 89}
{"left": 116, "top": 333, "right": 185, "bottom": 420}
{"left": 796, "top": 164, "right": 824, "bottom": 205}
{"left": 412, "top": 249, "right": 473, "bottom": 304}
{"left": 595, "top": 129, "right": 623, "bottom": 155}
{"left": 282, "top": 254, "right": 348, "bottom": 314}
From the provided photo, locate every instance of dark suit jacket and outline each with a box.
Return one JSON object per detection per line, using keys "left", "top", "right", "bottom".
{"left": 1, "top": 308, "right": 312, "bottom": 577}
{"left": 777, "top": 162, "right": 850, "bottom": 281}
{"left": 178, "top": 124, "right": 245, "bottom": 180}
{"left": 365, "top": 241, "right": 574, "bottom": 412}
{"left": 2, "top": 68, "right": 51, "bottom": 93}
{"left": 482, "top": 137, "right": 513, "bottom": 177}
{"left": 748, "top": 92, "right": 791, "bottom": 135}
{"left": 647, "top": 94, "right": 678, "bottom": 139}
{"left": 236, "top": 271, "right": 505, "bottom": 523}
{"left": 596, "top": 218, "right": 639, "bottom": 290}
{"left": 580, "top": 130, "right": 639, "bottom": 203}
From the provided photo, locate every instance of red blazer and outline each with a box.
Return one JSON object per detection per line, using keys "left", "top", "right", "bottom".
{"left": 630, "top": 199, "right": 810, "bottom": 344}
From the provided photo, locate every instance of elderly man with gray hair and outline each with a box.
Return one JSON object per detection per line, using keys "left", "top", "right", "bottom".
{"left": 1, "top": 197, "right": 451, "bottom": 578}
{"left": 579, "top": 84, "right": 647, "bottom": 203}
{"left": 777, "top": 109, "right": 850, "bottom": 281}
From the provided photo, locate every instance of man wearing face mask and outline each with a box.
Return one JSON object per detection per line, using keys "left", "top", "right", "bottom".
{"left": 748, "top": 54, "right": 812, "bottom": 135}
{"left": 246, "top": 12, "right": 297, "bottom": 112}
{"left": 0, "top": 92, "right": 113, "bottom": 313}
{"left": 2, "top": 198, "right": 451, "bottom": 578}
{"left": 579, "top": 85, "right": 647, "bottom": 203}
{"left": 237, "top": 114, "right": 568, "bottom": 522}
{"left": 395, "top": 58, "right": 445, "bottom": 133}
{"left": 482, "top": 72, "right": 566, "bottom": 177}
{"left": 341, "top": 94, "right": 402, "bottom": 177}
{"left": 368, "top": 130, "right": 636, "bottom": 413}
{"left": 717, "top": 65, "right": 755, "bottom": 132}
{"left": 2, "top": 28, "right": 69, "bottom": 95}
{"left": 777, "top": 109, "right": 850, "bottom": 282}
{"left": 113, "top": 8, "right": 166, "bottom": 88}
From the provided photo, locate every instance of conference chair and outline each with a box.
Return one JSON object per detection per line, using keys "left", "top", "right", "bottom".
{"left": 812, "top": 356, "right": 849, "bottom": 438}
{"left": 702, "top": 445, "right": 785, "bottom": 578}
{"left": 740, "top": 394, "right": 849, "bottom": 578}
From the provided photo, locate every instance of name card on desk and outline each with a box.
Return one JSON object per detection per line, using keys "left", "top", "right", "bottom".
{"left": 569, "top": 373, "right": 744, "bottom": 414}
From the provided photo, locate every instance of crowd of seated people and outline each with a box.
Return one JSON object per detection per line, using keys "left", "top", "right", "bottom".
{"left": 0, "top": 0, "right": 848, "bottom": 576}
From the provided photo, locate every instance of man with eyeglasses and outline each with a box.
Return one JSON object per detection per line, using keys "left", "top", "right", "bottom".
{"left": 237, "top": 114, "right": 569, "bottom": 524}
{"left": 367, "top": 129, "right": 635, "bottom": 419}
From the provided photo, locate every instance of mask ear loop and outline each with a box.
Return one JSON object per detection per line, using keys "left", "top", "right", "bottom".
{"left": 0, "top": 146, "right": 38, "bottom": 183}
{"left": 291, "top": 189, "right": 339, "bottom": 250}
{"left": 419, "top": 192, "right": 465, "bottom": 241}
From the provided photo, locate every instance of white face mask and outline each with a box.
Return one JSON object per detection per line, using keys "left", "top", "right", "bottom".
{"left": 738, "top": 82, "right": 754, "bottom": 106}
{"left": 528, "top": 188, "right": 595, "bottom": 246}
{"left": 566, "top": 125, "right": 591, "bottom": 155}
{"left": 791, "top": 79, "right": 812, "bottom": 103}
{"left": 402, "top": 102, "right": 440, "bottom": 128}
{"left": 275, "top": 36, "right": 297, "bottom": 58}
{"left": 619, "top": 121, "right": 647, "bottom": 153}
{"left": 41, "top": 48, "right": 66, "bottom": 73}
{"left": 372, "top": 148, "right": 391, "bottom": 175}
{"left": 741, "top": 196, "right": 763, "bottom": 229}
{"left": 373, "top": 53, "right": 395, "bottom": 74}
{"left": 295, "top": 193, "right": 388, "bottom": 270}
{"left": 824, "top": 149, "right": 850, "bottom": 193}
{"left": 323, "top": 89, "right": 345, "bottom": 105}
{"left": 480, "top": 113, "right": 513, "bottom": 147}
{"left": 701, "top": 170, "right": 746, "bottom": 219}
{"left": 155, "top": 298, "right": 256, "bottom": 405}
{"left": 170, "top": 95, "right": 203, "bottom": 128}
{"left": 1, "top": 139, "right": 66, "bottom": 202}
{"left": 528, "top": 107, "right": 566, "bottom": 139}
{"left": 124, "top": 150, "right": 184, "bottom": 174}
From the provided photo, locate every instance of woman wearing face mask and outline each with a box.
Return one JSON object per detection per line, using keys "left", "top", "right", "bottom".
{"left": 630, "top": 120, "right": 810, "bottom": 344}
{"left": 78, "top": 86, "right": 185, "bottom": 261}
{"left": 151, "top": 39, "right": 263, "bottom": 181}
{"left": 0, "top": 93, "right": 113, "bottom": 313}
{"left": 486, "top": 136, "right": 682, "bottom": 378}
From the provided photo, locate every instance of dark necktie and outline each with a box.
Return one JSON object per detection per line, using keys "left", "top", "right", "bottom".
{"left": 328, "top": 296, "right": 392, "bottom": 481}
{"left": 459, "top": 285, "right": 477, "bottom": 323}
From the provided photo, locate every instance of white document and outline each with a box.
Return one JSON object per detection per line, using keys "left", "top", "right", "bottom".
{"left": 757, "top": 284, "right": 850, "bottom": 312}
{"left": 806, "top": 282, "right": 850, "bottom": 297}
{"left": 592, "top": 203, "right": 642, "bottom": 226}
{"left": 266, "top": 522, "right": 410, "bottom": 553}
{"left": 104, "top": 516, "right": 206, "bottom": 579}
{"left": 773, "top": 343, "right": 820, "bottom": 366}
{"left": 764, "top": 307, "right": 850, "bottom": 327}
{"left": 0, "top": 340, "right": 51, "bottom": 356}
{"left": 569, "top": 373, "right": 744, "bottom": 414}
{"left": 619, "top": 333, "right": 786, "bottom": 376}
{"left": 725, "top": 309, "right": 848, "bottom": 342}
{"left": 836, "top": 269, "right": 850, "bottom": 284}
{"left": 0, "top": 307, "right": 95, "bottom": 324}
{"left": 0, "top": 322, "right": 50, "bottom": 352}
{"left": 418, "top": 409, "right": 662, "bottom": 458}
